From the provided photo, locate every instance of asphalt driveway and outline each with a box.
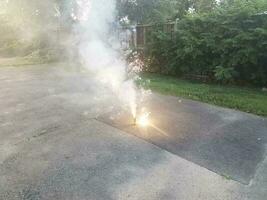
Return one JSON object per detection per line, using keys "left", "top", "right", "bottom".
{"left": 0, "top": 63, "right": 266, "bottom": 200}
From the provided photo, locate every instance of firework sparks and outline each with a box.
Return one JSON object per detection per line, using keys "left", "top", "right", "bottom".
{"left": 136, "top": 112, "right": 150, "bottom": 127}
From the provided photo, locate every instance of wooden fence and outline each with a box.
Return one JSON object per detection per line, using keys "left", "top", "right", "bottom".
{"left": 117, "top": 22, "right": 177, "bottom": 50}
{"left": 136, "top": 22, "right": 176, "bottom": 48}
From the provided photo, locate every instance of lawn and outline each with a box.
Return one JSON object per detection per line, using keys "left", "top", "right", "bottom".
{"left": 139, "top": 73, "right": 267, "bottom": 117}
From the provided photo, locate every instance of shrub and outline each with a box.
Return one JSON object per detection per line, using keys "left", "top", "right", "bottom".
{"left": 214, "top": 66, "right": 237, "bottom": 84}
{"left": 145, "top": 4, "right": 267, "bottom": 86}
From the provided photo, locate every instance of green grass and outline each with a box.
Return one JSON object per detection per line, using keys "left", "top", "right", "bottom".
{"left": 221, "top": 174, "right": 232, "bottom": 181}
{"left": 139, "top": 73, "right": 267, "bottom": 117}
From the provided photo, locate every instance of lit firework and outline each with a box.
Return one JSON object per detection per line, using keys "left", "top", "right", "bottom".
{"left": 135, "top": 112, "right": 150, "bottom": 127}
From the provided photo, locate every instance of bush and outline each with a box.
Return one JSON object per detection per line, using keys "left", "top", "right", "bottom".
{"left": 214, "top": 66, "right": 237, "bottom": 84}
{"left": 145, "top": 4, "right": 267, "bottom": 86}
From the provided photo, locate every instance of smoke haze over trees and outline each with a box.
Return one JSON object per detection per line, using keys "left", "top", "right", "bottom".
{"left": 0, "top": 0, "right": 266, "bottom": 86}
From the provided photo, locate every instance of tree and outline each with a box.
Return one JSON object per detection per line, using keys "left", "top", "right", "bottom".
{"left": 190, "top": 0, "right": 218, "bottom": 13}
{"left": 0, "top": 0, "right": 62, "bottom": 56}
{"left": 117, "top": 0, "right": 191, "bottom": 24}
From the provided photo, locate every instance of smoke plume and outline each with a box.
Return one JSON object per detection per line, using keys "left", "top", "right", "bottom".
{"left": 71, "top": 0, "right": 138, "bottom": 117}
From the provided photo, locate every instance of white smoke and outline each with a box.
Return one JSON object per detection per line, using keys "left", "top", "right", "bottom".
{"left": 71, "top": 0, "right": 138, "bottom": 117}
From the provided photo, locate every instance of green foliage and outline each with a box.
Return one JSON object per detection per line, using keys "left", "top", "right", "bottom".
{"left": 145, "top": 0, "right": 267, "bottom": 86}
{"left": 116, "top": 0, "right": 221, "bottom": 24}
{"left": 214, "top": 66, "right": 237, "bottom": 84}
{"left": 117, "top": 0, "right": 193, "bottom": 24}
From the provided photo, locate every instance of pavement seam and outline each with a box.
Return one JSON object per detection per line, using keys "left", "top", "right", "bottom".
{"left": 93, "top": 117, "right": 244, "bottom": 186}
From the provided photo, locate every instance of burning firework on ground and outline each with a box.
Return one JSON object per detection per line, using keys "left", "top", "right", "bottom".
{"left": 135, "top": 112, "right": 150, "bottom": 127}
{"left": 133, "top": 106, "right": 151, "bottom": 127}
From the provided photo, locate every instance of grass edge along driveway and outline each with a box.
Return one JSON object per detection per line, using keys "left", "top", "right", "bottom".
{"left": 139, "top": 73, "right": 267, "bottom": 117}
